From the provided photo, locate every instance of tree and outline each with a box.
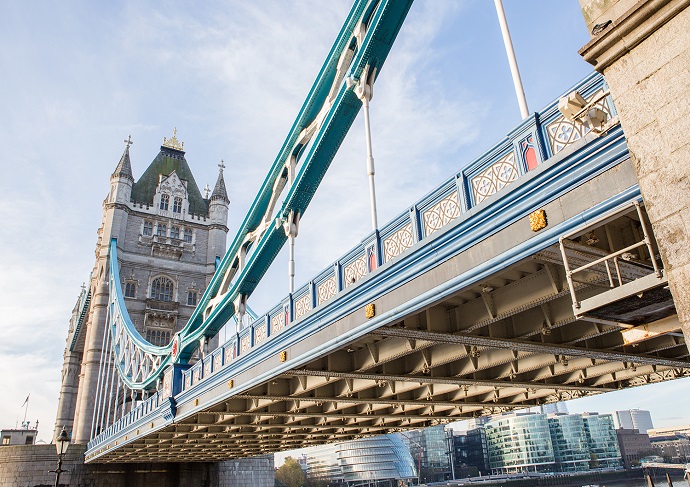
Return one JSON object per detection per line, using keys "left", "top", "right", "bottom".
{"left": 275, "top": 456, "right": 305, "bottom": 487}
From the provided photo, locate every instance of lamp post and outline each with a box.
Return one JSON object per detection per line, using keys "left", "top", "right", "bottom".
{"left": 51, "top": 425, "right": 70, "bottom": 487}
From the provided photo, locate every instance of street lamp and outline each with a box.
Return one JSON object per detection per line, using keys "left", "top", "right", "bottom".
{"left": 52, "top": 426, "right": 70, "bottom": 487}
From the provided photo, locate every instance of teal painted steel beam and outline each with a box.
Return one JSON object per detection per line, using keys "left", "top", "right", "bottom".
{"left": 106, "top": 0, "right": 415, "bottom": 389}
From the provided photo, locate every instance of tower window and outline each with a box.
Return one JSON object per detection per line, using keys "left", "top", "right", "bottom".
{"left": 150, "top": 276, "right": 174, "bottom": 302}
{"left": 173, "top": 197, "right": 182, "bottom": 214}
{"left": 146, "top": 329, "right": 171, "bottom": 346}
{"left": 143, "top": 221, "right": 153, "bottom": 236}
{"left": 124, "top": 282, "right": 136, "bottom": 298}
{"left": 157, "top": 224, "right": 167, "bottom": 237}
{"left": 187, "top": 290, "right": 198, "bottom": 306}
{"left": 171, "top": 226, "right": 180, "bottom": 239}
{"left": 183, "top": 229, "right": 193, "bottom": 243}
{"left": 160, "top": 194, "right": 169, "bottom": 211}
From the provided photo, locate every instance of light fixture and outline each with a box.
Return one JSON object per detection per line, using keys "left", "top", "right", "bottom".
{"left": 558, "top": 90, "right": 609, "bottom": 134}
{"left": 52, "top": 426, "right": 71, "bottom": 487}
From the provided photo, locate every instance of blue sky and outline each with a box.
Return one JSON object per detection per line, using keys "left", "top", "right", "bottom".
{"left": 1, "top": 0, "right": 688, "bottom": 443}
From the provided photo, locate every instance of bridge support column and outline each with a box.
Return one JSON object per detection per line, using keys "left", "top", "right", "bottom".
{"left": 72, "top": 280, "right": 109, "bottom": 443}
{"left": 579, "top": 0, "right": 690, "bottom": 350}
{"left": 53, "top": 349, "right": 82, "bottom": 441}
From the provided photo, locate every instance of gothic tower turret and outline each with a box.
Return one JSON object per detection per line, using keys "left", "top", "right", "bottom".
{"left": 207, "top": 160, "right": 230, "bottom": 268}
{"left": 57, "top": 130, "right": 230, "bottom": 443}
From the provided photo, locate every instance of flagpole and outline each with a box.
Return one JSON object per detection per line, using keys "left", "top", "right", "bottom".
{"left": 494, "top": 0, "right": 529, "bottom": 119}
{"left": 22, "top": 394, "right": 30, "bottom": 427}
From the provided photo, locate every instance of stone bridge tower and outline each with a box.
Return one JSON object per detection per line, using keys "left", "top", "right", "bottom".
{"left": 55, "top": 131, "right": 229, "bottom": 443}
{"left": 578, "top": 0, "right": 690, "bottom": 350}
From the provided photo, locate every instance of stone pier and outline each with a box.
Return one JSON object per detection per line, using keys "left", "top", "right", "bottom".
{"left": 0, "top": 445, "right": 274, "bottom": 487}
{"left": 579, "top": 0, "right": 690, "bottom": 347}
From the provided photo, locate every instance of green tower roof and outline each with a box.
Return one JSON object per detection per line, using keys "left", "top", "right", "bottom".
{"left": 131, "top": 146, "right": 208, "bottom": 215}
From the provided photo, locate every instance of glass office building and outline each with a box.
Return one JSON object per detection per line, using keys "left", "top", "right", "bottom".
{"left": 305, "top": 434, "right": 417, "bottom": 486}
{"left": 582, "top": 412, "right": 623, "bottom": 469}
{"left": 548, "top": 413, "right": 590, "bottom": 471}
{"left": 485, "top": 413, "right": 556, "bottom": 474}
{"left": 398, "top": 426, "right": 452, "bottom": 483}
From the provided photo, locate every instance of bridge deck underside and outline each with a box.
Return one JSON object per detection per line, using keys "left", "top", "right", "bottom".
{"left": 93, "top": 157, "right": 689, "bottom": 463}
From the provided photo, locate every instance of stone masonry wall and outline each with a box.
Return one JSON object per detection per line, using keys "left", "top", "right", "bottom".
{"left": 0, "top": 444, "right": 274, "bottom": 487}
{"left": 579, "top": 0, "right": 690, "bottom": 346}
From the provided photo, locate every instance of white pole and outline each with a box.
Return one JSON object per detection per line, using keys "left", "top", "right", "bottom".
{"left": 494, "top": 0, "right": 529, "bottom": 119}
{"left": 288, "top": 156, "right": 297, "bottom": 294}
{"left": 362, "top": 90, "right": 379, "bottom": 231}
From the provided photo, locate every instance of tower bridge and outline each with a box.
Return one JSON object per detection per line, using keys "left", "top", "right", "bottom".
{"left": 52, "top": 0, "right": 690, "bottom": 474}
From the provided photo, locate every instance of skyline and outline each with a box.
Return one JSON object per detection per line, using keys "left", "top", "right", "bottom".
{"left": 1, "top": 0, "right": 688, "bottom": 443}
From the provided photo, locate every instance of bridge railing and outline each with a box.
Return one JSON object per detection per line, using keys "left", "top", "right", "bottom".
{"left": 89, "top": 391, "right": 162, "bottom": 450}
{"left": 176, "top": 71, "right": 615, "bottom": 395}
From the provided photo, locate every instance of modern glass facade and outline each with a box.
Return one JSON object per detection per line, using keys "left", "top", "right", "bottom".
{"left": 399, "top": 426, "right": 452, "bottom": 483}
{"left": 485, "top": 413, "right": 555, "bottom": 474}
{"left": 582, "top": 413, "right": 623, "bottom": 469}
{"left": 449, "top": 426, "right": 489, "bottom": 477}
{"left": 548, "top": 414, "right": 590, "bottom": 471}
{"left": 305, "top": 434, "right": 417, "bottom": 487}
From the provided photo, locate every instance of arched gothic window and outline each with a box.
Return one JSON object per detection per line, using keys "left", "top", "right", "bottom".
{"left": 173, "top": 197, "right": 182, "bottom": 213}
{"left": 171, "top": 226, "right": 180, "bottom": 239}
{"left": 150, "top": 276, "right": 174, "bottom": 302}
{"left": 160, "top": 194, "right": 169, "bottom": 211}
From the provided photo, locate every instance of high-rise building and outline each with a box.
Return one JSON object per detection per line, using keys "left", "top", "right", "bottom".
{"left": 54, "top": 132, "right": 230, "bottom": 443}
{"left": 539, "top": 402, "right": 569, "bottom": 415}
{"left": 614, "top": 409, "right": 654, "bottom": 434}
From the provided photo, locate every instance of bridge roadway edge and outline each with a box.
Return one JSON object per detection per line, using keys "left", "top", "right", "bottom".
{"left": 87, "top": 123, "right": 646, "bottom": 462}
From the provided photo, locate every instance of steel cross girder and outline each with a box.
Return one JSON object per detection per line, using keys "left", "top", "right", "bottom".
{"left": 371, "top": 327, "right": 690, "bottom": 369}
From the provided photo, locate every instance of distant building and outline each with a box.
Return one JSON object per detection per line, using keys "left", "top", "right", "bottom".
{"left": 305, "top": 434, "right": 416, "bottom": 486}
{"left": 1, "top": 423, "right": 38, "bottom": 446}
{"left": 582, "top": 413, "right": 623, "bottom": 469}
{"left": 485, "top": 413, "right": 556, "bottom": 474}
{"left": 648, "top": 425, "right": 690, "bottom": 438}
{"left": 649, "top": 433, "right": 690, "bottom": 463}
{"left": 616, "top": 429, "right": 652, "bottom": 468}
{"left": 548, "top": 413, "right": 590, "bottom": 472}
{"left": 399, "top": 426, "right": 452, "bottom": 484}
{"left": 530, "top": 402, "right": 569, "bottom": 415}
{"left": 613, "top": 409, "right": 654, "bottom": 434}
{"left": 447, "top": 426, "right": 489, "bottom": 478}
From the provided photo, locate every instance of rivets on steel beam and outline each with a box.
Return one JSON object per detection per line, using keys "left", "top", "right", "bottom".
{"left": 365, "top": 303, "right": 375, "bottom": 319}
{"left": 529, "top": 209, "right": 547, "bottom": 231}
{"left": 279, "top": 350, "right": 288, "bottom": 362}
{"left": 228, "top": 379, "right": 234, "bottom": 388}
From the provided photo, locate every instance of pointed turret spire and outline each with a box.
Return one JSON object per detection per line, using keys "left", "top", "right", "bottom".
{"left": 112, "top": 135, "right": 134, "bottom": 181}
{"left": 210, "top": 159, "right": 229, "bottom": 203}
